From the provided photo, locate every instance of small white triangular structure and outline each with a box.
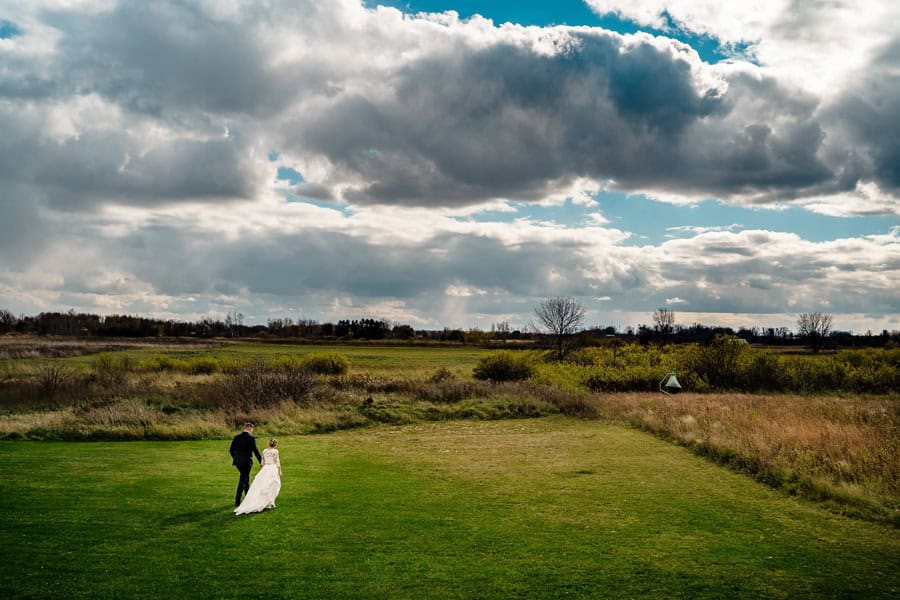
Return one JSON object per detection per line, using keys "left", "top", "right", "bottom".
{"left": 660, "top": 371, "right": 682, "bottom": 395}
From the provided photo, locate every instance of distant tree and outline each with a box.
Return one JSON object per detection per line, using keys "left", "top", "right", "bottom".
{"left": 797, "top": 312, "right": 834, "bottom": 353}
{"left": 224, "top": 311, "right": 244, "bottom": 337}
{"left": 0, "top": 309, "right": 16, "bottom": 333}
{"left": 439, "top": 328, "right": 466, "bottom": 342}
{"left": 652, "top": 308, "right": 676, "bottom": 344}
{"left": 268, "top": 318, "right": 286, "bottom": 337}
{"left": 391, "top": 324, "right": 415, "bottom": 340}
{"left": 491, "top": 321, "right": 512, "bottom": 340}
{"left": 534, "top": 296, "right": 585, "bottom": 360}
{"left": 355, "top": 318, "right": 390, "bottom": 340}
{"left": 464, "top": 329, "right": 488, "bottom": 344}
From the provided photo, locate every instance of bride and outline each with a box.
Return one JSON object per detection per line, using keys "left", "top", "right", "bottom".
{"left": 234, "top": 438, "right": 282, "bottom": 515}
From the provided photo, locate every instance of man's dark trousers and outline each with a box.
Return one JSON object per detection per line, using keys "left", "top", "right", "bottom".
{"left": 235, "top": 461, "right": 252, "bottom": 506}
{"left": 230, "top": 431, "right": 261, "bottom": 506}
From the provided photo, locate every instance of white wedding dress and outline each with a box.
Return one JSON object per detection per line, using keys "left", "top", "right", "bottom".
{"left": 234, "top": 448, "right": 281, "bottom": 515}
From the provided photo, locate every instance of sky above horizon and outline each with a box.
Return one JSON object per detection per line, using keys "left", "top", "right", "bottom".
{"left": 1, "top": 1, "right": 898, "bottom": 332}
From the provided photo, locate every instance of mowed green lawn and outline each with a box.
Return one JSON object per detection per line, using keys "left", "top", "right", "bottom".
{"left": 2, "top": 417, "right": 897, "bottom": 599}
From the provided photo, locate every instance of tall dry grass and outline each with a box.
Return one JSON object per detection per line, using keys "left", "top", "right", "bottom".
{"left": 0, "top": 335, "right": 221, "bottom": 359}
{"left": 0, "top": 364, "right": 567, "bottom": 441}
{"left": 591, "top": 392, "right": 899, "bottom": 523}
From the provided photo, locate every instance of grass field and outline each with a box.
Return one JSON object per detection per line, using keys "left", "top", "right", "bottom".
{"left": 2, "top": 417, "right": 898, "bottom": 599}
{"left": 1, "top": 340, "right": 898, "bottom": 524}
{"left": 0, "top": 340, "right": 488, "bottom": 378}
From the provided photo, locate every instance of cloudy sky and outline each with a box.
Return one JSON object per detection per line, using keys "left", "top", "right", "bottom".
{"left": 1, "top": 0, "right": 898, "bottom": 332}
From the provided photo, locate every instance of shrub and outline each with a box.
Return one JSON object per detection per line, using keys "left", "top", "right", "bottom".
{"left": 743, "top": 351, "right": 787, "bottom": 392}
{"left": 585, "top": 365, "right": 661, "bottom": 392}
{"left": 688, "top": 334, "right": 751, "bottom": 390}
{"left": 217, "top": 361, "right": 317, "bottom": 409}
{"left": 565, "top": 347, "right": 604, "bottom": 367}
{"left": 94, "top": 352, "right": 134, "bottom": 373}
{"left": 36, "top": 363, "right": 70, "bottom": 395}
{"left": 93, "top": 352, "right": 133, "bottom": 387}
{"left": 473, "top": 351, "right": 535, "bottom": 382}
{"left": 785, "top": 357, "right": 845, "bottom": 393}
{"left": 188, "top": 357, "right": 220, "bottom": 375}
{"left": 301, "top": 352, "right": 350, "bottom": 375}
{"left": 846, "top": 363, "right": 896, "bottom": 394}
{"left": 142, "top": 354, "right": 187, "bottom": 372}
{"left": 418, "top": 381, "right": 482, "bottom": 403}
{"left": 427, "top": 367, "right": 455, "bottom": 384}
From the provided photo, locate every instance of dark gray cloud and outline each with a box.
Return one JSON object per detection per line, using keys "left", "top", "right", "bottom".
{"left": 0, "top": 105, "right": 259, "bottom": 209}
{"left": 289, "top": 31, "right": 737, "bottom": 206}
{"left": 0, "top": 186, "right": 51, "bottom": 264}
{"left": 284, "top": 28, "right": 877, "bottom": 208}
{"left": 49, "top": 3, "right": 304, "bottom": 117}
{"left": 104, "top": 226, "right": 609, "bottom": 301}
{"left": 824, "top": 40, "right": 900, "bottom": 195}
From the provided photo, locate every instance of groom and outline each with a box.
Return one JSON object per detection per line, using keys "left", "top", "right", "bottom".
{"left": 230, "top": 422, "right": 262, "bottom": 507}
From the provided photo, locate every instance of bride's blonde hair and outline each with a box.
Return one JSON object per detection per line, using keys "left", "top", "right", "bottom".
{"left": 268, "top": 438, "right": 278, "bottom": 448}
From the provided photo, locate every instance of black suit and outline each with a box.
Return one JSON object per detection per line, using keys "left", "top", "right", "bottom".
{"left": 230, "top": 431, "right": 262, "bottom": 506}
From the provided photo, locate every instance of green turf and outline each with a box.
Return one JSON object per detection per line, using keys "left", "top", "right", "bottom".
{"left": 2, "top": 417, "right": 897, "bottom": 599}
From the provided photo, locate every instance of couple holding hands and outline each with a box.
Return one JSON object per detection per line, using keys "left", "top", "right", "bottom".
{"left": 230, "top": 422, "right": 282, "bottom": 515}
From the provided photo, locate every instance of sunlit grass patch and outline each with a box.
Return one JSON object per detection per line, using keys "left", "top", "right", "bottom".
{"left": 1, "top": 418, "right": 897, "bottom": 599}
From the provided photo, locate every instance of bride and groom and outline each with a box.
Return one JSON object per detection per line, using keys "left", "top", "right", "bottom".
{"left": 230, "top": 422, "right": 282, "bottom": 515}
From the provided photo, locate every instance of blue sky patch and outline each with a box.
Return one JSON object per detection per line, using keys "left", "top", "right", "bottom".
{"left": 367, "top": 1, "right": 744, "bottom": 63}
{"left": 464, "top": 192, "right": 897, "bottom": 245}
{"left": 276, "top": 166, "right": 304, "bottom": 184}
{"left": 594, "top": 193, "right": 899, "bottom": 244}
{"left": 0, "top": 19, "right": 22, "bottom": 39}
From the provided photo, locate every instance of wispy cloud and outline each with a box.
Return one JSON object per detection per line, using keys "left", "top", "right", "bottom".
{"left": 666, "top": 224, "right": 743, "bottom": 235}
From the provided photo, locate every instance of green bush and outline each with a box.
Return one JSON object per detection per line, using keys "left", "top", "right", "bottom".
{"left": 585, "top": 365, "right": 661, "bottom": 392}
{"left": 743, "top": 351, "right": 787, "bottom": 391}
{"left": 93, "top": 352, "right": 134, "bottom": 387}
{"left": 427, "top": 367, "right": 455, "bottom": 384}
{"left": 301, "top": 352, "right": 350, "bottom": 375}
{"left": 785, "top": 357, "right": 845, "bottom": 392}
{"left": 687, "top": 334, "right": 751, "bottom": 390}
{"left": 94, "top": 352, "right": 135, "bottom": 373}
{"left": 566, "top": 347, "right": 605, "bottom": 367}
{"left": 473, "top": 351, "right": 535, "bottom": 382}
{"left": 844, "top": 363, "right": 896, "bottom": 394}
{"left": 187, "top": 357, "right": 220, "bottom": 375}
{"left": 142, "top": 354, "right": 187, "bottom": 372}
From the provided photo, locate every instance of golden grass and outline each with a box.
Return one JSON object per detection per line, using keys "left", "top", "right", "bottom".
{"left": 591, "top": 392, "right": 899, "bottom": 521}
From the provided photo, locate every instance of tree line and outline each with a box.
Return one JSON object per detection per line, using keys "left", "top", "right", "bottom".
{"left": 0, "top": 306, "right": 897, "bottom": 350}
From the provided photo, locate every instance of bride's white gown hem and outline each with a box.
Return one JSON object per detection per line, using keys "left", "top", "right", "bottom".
{"left": 234, "top": 448, "right": 281, "bottom": 515}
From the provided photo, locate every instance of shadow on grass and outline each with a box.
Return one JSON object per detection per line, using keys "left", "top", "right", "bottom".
{"left": 161, "top": 506, "right": 234, "bottom": 527}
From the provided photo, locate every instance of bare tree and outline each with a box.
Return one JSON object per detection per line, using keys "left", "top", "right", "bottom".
{"left": 652, "top": 308, "right": 675, "bottom": 344}
{"left": 797, "top": 312, "right": 834, "bottom": 353}
{"left": 0, "top": 309, "right": 16, "bottom": 333}
{"left": 534, "top": 297, "right": 585, "bottom": 360}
